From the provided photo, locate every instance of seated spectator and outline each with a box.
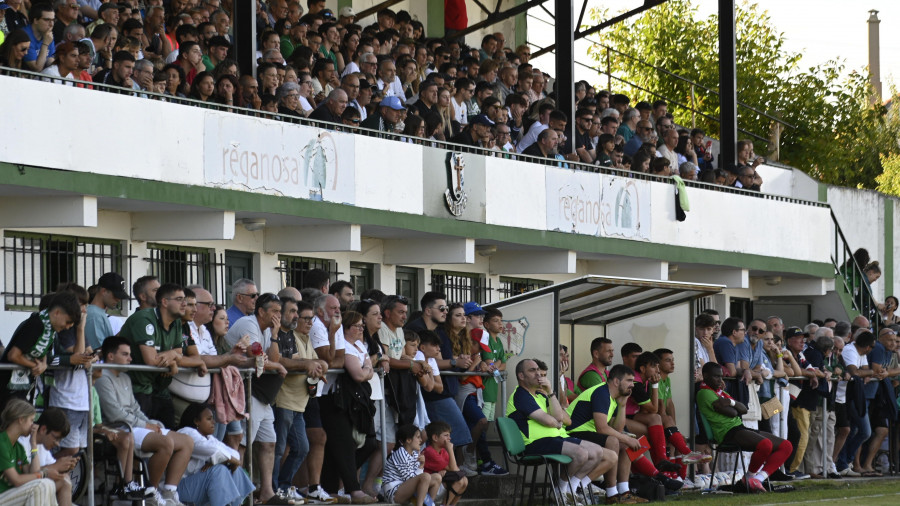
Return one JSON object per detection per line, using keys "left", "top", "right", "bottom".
{"left": 309, "top": 88, "right": 349, "bottom": 124}
{"left": 188, "top": 70, "right": 215, "bottom": 101}
{"left": 163, "top": 63, "right": 187, "bottom": 97}
{"left": 94, "top": 50, "right": 135, "bottom": 90}
{"left": 657, "top": 127, "right": 680, "bottom": 171}
{"left": 508, "top": 359, "right": 612, "bottom": 502}
{"left": 649, "top": 157, "right": 671, "bottom": 176}
{"left": 697, "top": 363, "right": 793, "bottom": 492}
{"left": 678, "top": 162, "right": 698, "bottom": 181}
{"left": 736, "top": 164, "right": 763, "bottom": 191}
{"left": 0, "top": 399, "right": 60, "bottom": 504}
{"left": 423, "top": 421, "right": 469, "bottom": 505}
{"left": 361, "top": 96, "right": 405, "bottom": 132}
{"left": 41, "top": 41, "right": 78, "bottom": 84}
{"left": 24, "top": 3, "right": 56, "bottom": 71}
{"left": 691, "top": 128, "right": 714, "bottom": 171}
{"left": 175, "top": 40, "right": 204, "bottom": 85}
{"left": 450, "top": 114, "right": 493, "bottom": 147}
{"left": 16, "top": 406, "right": 78, "bottom": 506}
{"left": 623, "top": 120, "right": 653, "bottom": 157}
{"left": 617, "top": 108, "right": 638, "bottom": 144}
{"left": 596, "top": 133, "right": 615, "bottom": 167}
{"left": 212, "top": 74, "right": 240, "bottom": 106}
{"left": 96, "top": 336, "right": 195, "bottom": 506}
{"left": 675, "top": 130, "right": 699, "bottom": 166}
{"left": 342, "top": 106, "right": 362, "bottom": 129}
{"left": 737, "top": 139, "right": 763, "bottom": 168}
{"left": 402, "top": 114, "right": 426, "bottom": 140}
{"left": 383, "top": 424, "right": 441, "bottom": 506}
{"left": 521, "top": 128, "right": 559, "bottom": 159}
{"left": 175, "top": 403, "right": 254, "bottom": 506}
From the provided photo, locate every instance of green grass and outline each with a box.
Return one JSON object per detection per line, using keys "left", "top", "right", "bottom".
{"left": 661, "top": 478, "right": 900, "bottom": 506}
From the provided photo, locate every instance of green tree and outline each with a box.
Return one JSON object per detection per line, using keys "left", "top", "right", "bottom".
{"left": 586, "top": 0, "right": 900, "bottom": 188}
{"left": 876, "top": 154, "right": 900, "bottom": 197}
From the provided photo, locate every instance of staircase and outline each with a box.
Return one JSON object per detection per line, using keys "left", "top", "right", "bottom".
{"left": 830, "top": 209, "right": 882, "bottom": 331}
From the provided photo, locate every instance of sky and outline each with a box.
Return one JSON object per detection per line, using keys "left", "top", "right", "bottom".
{"left": 527, "top": 0, "right": 900, "bottom": 102}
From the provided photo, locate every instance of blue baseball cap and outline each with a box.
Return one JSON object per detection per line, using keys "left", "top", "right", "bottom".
{"left": 379, "top": 96, "right": 406, "bottom": 111}
{"left": 463, "top": 301, "right": 486, "bottom": 316}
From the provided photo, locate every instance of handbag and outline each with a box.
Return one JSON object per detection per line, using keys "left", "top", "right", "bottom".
{"left": 742, "top": 383, "right": 762, "bottom": 422}
{"left": 169, "top": 371, "right": 212, "bottom": 403}
{"left": 760, "top": 396, "right": 784, "bottom": 420}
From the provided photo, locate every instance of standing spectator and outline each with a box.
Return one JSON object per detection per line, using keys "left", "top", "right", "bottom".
{"left": 227, "top": 278, "right": 258, "bottom": 326}
{"left": 85, "top": 272, "right": 128, "bottom": 350}
{"left": 320, "top": 311, "right": 377, "bottom": 503}
{"left": 0, "top": 292, "right": 80, "bottom": 405}
{"left": 132, "top": 275, "right": 160, "bottom": 310}
{"left": 803, "top": 329, "right": 838, "bottom": 478}
{"left": 272, "top": 296, "right": 328, "bottom": 501}
{"left": 713, "top": 317, "right": 755, "bottom": 393}
{"left": 784, "top": 327, "right": 824, "bottom": 479}
{"left": 224, "top": 293, "right": 288, "bottom": 505}
{"left": 836, "top": 330, "right": 876, "bottom": 476}
{"left": 118, "top": 283, "right": 185, "bottom": 428}
{"left": 858, "top": 328, "right": 900, "bottom": 475}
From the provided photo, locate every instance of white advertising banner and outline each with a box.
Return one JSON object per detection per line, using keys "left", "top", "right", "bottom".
{"left": 600, "top": 175, "right": 651, "bottom": 241}
{"left": 203, "top": 113, "right": 356, "bottom": 204}
{"left": 546, "top": 170, "right": 651, "bottom": 240}
{"left": 545, "top": 167, "right": 602, "bottom": 235}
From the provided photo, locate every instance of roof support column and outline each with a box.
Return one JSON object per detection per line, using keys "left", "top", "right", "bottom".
{"left": 555, "top": 0, "right": 576, "bottom": 146}
{"left": 718, "top": 0, "right": 737, "bottom": 170}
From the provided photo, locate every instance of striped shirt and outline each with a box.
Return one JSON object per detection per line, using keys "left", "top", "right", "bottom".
{"left": 383, "top": 448, "right": 422, "bottom": 484}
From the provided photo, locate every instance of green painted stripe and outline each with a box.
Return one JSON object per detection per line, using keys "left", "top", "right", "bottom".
{"left": 0, "top": 162, "right": 832, "bottom": 278}
{"left": 515, "top": 0, "right": 528, "bottom": 48}
{"left": 885, "top": 199, "right": 894, "bottom": 294}
{"left": 427, "top": 0, "right": 444, "bottom": 39}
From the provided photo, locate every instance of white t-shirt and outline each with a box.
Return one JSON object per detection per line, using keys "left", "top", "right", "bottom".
{"left": 451, "top": 96, "right": 468, "bottom": 125}
{"left": 414, "top": 351, "right": 440, "bottom": 378}
{"left": 836, "top": 342, "right": 868, "bottom": 403}
{"left": 41, "top": 65, "right": 74, "bottom": 86}
{"left": 310, "top": 316, "right": 345, "bottom": 396}
{"left": 18, "top": 438, "right": 55, "bottom": 467}
{"left": 224, "top": 315, "right": 272, "bottom": 351}
{"left": 344, "top": 338, "right": 368, "bottom": 366}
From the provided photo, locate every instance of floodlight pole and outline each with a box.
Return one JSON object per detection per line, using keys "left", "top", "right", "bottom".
{"left": 555, "top": 0, "right": 576, "bottom": 152}
{"left": 718, "top": 0, "right": 737, "bottom": 170}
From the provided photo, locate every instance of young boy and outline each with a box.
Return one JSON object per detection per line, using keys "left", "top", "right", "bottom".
{"left": 18, "top": 407, "right": 77, "bottom": 506}
{"left": 401, "top": 331, "right": 443, "bottom": 431}
{"left": 423, "top": 421, "right": 469, "bottom": 506}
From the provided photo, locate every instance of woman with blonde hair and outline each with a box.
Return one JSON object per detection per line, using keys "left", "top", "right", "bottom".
{"left": 0, "top": 399, "right": 59, "bottom": 505}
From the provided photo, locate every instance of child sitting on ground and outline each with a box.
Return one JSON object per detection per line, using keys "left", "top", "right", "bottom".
{"left": 423, "top": 421, "right": 468, "bottom": 506}
{"left": 382, "top": 423, "right": 442, "bottom": 506}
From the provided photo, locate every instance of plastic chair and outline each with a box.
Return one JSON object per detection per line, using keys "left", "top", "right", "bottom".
{"left": 496, "top": 416, "right": 576, "bottom": 506}
{"left": 698, "top": 411, "right": 749, "bottom": 494}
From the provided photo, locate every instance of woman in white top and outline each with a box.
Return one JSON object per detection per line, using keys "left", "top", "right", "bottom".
{"left": 176, "top": 403, "right": 255, "bottom": 506}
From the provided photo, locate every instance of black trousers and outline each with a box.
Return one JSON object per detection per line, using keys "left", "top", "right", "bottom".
{"left": 319, "top": 393, "right": 376, "bottom": 494}
{"left": 134, "top": 392, "right": 175, "bottom": 429}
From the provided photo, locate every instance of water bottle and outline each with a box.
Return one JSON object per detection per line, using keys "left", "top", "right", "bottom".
{"left": 490, "top": 361, "right": 503, "bottom": 382}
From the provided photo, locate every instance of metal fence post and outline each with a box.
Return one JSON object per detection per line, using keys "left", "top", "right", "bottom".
{"left": 606, "top": 46, "right": 612, "bottom": 92}
{"left": 380, "top": 370, "right": 388, "bottom": 475}
{"left": 87, "top": 363, "right": 95, "bottom": 506}
{"left": 245, "top": 369, "right": 253, "bottom": 502}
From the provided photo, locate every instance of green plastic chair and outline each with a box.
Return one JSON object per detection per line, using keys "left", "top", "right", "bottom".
{"left": 497, "top": 416, "right": 575, "bottom": 506}
{"left": 698, "top": 410, "right": 749, "bottom": 493}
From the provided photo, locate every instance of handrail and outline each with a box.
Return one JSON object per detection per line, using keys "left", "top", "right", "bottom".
{"left": 830, "top": 210, "right": 882, "bottom": 331}
{"left": 0, "top": 66, "right": 828, "bottom": 208}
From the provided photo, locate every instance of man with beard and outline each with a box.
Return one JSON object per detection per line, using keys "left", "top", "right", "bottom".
{"left": 521, "top": 128, "right": 559, "bottom": 159}
{"left": 576, "top": 337, "right": 614, "bottom": 394}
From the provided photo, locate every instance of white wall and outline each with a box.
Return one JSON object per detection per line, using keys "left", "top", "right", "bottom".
{"left": 827, "top": 186, "right": 885, "bottom": 300}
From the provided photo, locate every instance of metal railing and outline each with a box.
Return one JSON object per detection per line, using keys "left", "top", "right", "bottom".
{"left": 0, "top": 361, "right": 507, "bottom": 506}
{"left": 525, "top": 13, "right": 795, "bottom": 146}
{"left": 830, "top": 210, "right": 882, "bottom": 330}
{"left": 0, "top": 66, "right": 827, "bottom": 209}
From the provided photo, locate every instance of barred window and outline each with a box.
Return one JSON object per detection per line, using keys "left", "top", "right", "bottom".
{"left": 146, "top": 243, "right": 215, "bottom": 290}
{"left": 277, "top": 255, "right": 340, "bottom": 290}
{"left": 431, "top": 270, "right": 491, "bottom": 305}
{"left": 498, "top": 277, "right": 551, "bottom": 300}
{"left": 4, "top": 232, "right": 124, "bottom": 310}
{"left": 350, "top": 262, "right": 374, "bottom": 299}
{"left": 395, "top": 266, "right": 419, "bottom": 304}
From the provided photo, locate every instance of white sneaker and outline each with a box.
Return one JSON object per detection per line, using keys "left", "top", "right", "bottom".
{"left": 159, "top": 488, "right": 186, "bottom": 506}
{"left": 681, "top": 478, "right": 695, "bottom": 489}
{"left": 278, "top": 487, "right": 306, "bottom": 504}
{"left": 306, "top": 485, "right": 338, "bottom": 504}
{"left": 143, "top": 487, "right": 164, "bottom": 506}
{"left": 460, "top": 463, "right": 479, "bottom": 477}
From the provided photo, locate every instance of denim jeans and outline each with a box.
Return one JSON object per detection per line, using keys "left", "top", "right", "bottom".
{"left": 837, "top": 401, "right": 872, "bottom": 471}
{"left": 273, "top": 406, "right": 309, "bottom": 491}
{"left": 177, "top": 464, "right": 254, "bottom": 506}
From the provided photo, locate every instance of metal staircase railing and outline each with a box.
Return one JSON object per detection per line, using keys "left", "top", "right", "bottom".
{"left": 831, "top": 209, "right": 882, "bottom": 331}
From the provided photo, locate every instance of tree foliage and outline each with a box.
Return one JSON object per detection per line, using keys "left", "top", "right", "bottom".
{"left": 586, "top": 0, "right": 900, "bottom": 188}
{"left": 876, "top": 154, "right": 900, "bottom": 197}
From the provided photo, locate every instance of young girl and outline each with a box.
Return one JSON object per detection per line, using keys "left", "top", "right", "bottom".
{"left": 423, "top": 422, "right": 468, "bottom": 506}
{"left": 382, "top": 424, "right": 442, "bottom": 506}
{"left": 176, "top": 403, "right": 255, "bottom": 506}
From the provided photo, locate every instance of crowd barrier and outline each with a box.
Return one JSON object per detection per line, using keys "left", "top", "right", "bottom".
{"left": 0, "top": 363, "right": 507, "bottom": 506}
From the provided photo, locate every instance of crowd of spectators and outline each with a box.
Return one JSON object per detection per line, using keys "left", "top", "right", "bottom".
{"left": 0, "top": 269, "right": 512, "bottom": 506}
{"left": 0, "top": 0, "right": 765, "bottom": 190}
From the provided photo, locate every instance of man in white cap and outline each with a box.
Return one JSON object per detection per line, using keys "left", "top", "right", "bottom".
{"left": 338, "top": 6, "right": 355, "bottom": 26}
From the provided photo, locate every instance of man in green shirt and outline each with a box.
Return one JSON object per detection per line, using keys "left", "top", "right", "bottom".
{"left": 697, "top": 363, "right": 793, "bottom": 492}
{"left": 654, "top": 348, "right": 709, "bottom": 466}
{"left": 118, "top": 282, "right": 186, "bottom": 429}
